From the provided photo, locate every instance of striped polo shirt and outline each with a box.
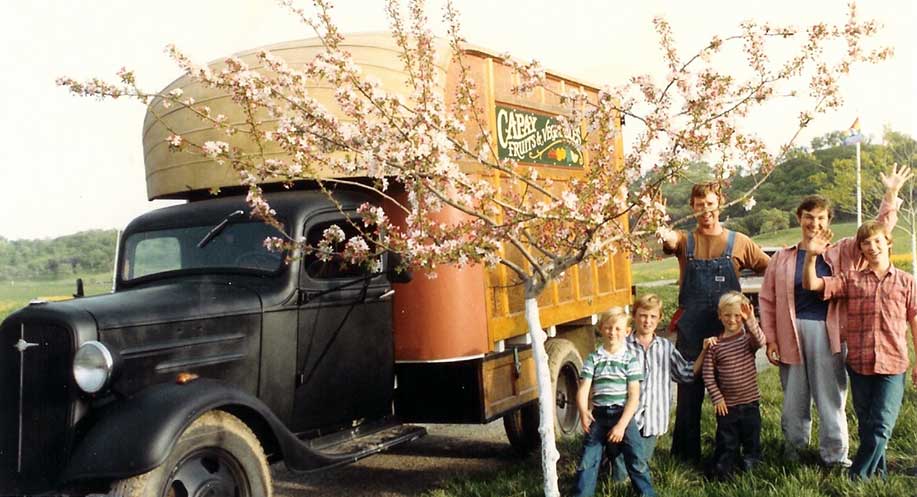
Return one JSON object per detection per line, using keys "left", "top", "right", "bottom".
{"left": 580, "top": 345, "right": 643, "bottom": 407}
{"left": 625, "top": 334, "right": 696, "bottom": 436}
{"left": 702, "top": 317, "right": 766, "bottom": 407}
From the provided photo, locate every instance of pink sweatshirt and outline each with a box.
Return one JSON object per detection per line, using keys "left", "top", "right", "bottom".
{"left": 758, "top": 198, "right": 899, "bottom": 364}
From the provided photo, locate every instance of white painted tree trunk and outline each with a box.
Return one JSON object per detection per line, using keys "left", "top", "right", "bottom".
{"left": 524, "top": 297, "right": 561, "bottom": 497}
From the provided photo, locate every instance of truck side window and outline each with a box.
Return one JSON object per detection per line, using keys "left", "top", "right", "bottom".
{"left": 304, "top": 220, "right": 376, "bottom": 279}
{"left": 129, "top": 237, "right": 181, "bottom": 279}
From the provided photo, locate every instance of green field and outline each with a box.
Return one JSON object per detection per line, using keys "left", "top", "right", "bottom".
{"left": 0, "top": 273, "right": 111, "bottom": 320}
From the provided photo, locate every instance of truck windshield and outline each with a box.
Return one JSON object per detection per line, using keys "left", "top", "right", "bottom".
{"left": 121, "top": 221, "right": 285, "bottom": 281}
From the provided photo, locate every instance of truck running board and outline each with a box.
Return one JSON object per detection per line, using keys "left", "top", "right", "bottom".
{"left": 303, "top": 421, "right": 427, "bottom": 468}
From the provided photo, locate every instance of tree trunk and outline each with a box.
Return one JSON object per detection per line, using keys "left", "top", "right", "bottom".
{"left": 525, "top": 297, "right": 561, "bottom": 497}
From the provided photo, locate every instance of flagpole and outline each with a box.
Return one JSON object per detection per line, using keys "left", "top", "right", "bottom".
{"left": 856, "top": 141, "right": 862, "bottom": 225}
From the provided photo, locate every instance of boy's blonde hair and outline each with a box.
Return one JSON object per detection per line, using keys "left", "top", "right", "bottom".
{"left": 632, "top": 294, "right": 663, "bottom": 316}
{"left": 717, "top": 291, "right": 749, "bottom": 313}
{"left": 855, "top": 220, "right": 892, "bottom": 247}
{"left": 598, "top": 307, "right": 631, "bottom": 329}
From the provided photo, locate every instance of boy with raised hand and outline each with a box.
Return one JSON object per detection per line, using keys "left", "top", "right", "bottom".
{"left": 803, "top": 221, "right": 917, "bottom": 480}
{"left": 703, "top": 291, "right": 767, "bottom": 477}
{"left": 572, "top": 308, "right": 656, "bottom": 497}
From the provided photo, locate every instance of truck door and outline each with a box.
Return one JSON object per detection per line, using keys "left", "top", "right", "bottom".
{"left": 292, "top": 213, "right": 395, "bottom": 432}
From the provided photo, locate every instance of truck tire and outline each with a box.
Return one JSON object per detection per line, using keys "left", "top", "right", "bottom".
{"left": 503, "top": 401, "right": 540, "bottom": 455}
{"left": 503, "top": 338, "right": 584, "bottom": 454}
{"left": 106, "top": 410, "right": 272, "bottom": 497}
{"left": 545, "top": 338, "right": 584, "bottom": 439}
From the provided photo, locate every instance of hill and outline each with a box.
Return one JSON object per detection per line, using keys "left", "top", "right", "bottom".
{"left": 0, "top": 230, "right": 118, "bottom": 281}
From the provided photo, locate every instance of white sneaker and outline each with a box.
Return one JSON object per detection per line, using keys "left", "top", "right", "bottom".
{"left": 825, "top": 458, "right": 852, "bottom": 468}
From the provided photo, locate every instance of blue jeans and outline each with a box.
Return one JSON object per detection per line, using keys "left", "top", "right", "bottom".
{"left": 611, "top": 433, "right": 657, "bottom": 482}
{"left": 672, "top": 230, "right": 740, "bottom": 464}
{"left": 572, "top": 406, "right": 656, "bottom": 497}
{"left": 847, "top": 368, "right": 905, "bottom": 480}
{"left": 713, "top": 401, "right": 762, "bottom": 476}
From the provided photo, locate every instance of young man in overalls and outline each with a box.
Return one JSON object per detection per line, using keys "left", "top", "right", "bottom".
{"left": 659, "top": 182, "right": 770, "bottom": 465}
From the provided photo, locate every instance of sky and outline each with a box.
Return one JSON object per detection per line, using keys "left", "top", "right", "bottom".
{"left": 1, "top": 0, "right": 914, "bottom": 241}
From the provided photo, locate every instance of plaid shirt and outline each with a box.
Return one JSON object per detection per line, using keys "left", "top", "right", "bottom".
{"left": 823, "top": 266, "right": 917, "bottom": 375}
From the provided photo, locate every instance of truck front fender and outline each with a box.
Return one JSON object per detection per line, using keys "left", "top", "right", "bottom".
{"left": 60, "top": 379, "right": 332, "bottom": 483}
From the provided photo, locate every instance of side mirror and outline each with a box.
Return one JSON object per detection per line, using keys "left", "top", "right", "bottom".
{"left": 385, "top": 252, "right": 412, "bottom": 284}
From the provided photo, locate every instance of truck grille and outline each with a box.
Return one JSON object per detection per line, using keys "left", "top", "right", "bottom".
{"left": 0, "top": 319, "right": 75, "bottom": 493}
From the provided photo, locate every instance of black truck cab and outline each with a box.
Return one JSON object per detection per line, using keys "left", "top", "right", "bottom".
{"left": 0, "top": 190, "right": 422, "bottom": 496}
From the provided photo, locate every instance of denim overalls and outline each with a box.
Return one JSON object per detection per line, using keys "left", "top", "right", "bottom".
{"left": 675, "top": 230, "right": 742, "bottom": 359}
{"left": 671, "top": 230, "right": 742, "bottom": 463}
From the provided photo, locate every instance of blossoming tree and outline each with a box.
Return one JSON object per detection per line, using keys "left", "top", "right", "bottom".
{"left": 59, "top": 1, "right": 890, "bottom": 495}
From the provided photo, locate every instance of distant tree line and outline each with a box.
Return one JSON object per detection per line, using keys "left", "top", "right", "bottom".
{"left": 2, "top": 131, "right": 914, "bottom": 281}
{"left": 0, "top": 230, "right": 118, "bottom": 281}
{"left": 662, "top": 129, "right": 917, "bottom": 237}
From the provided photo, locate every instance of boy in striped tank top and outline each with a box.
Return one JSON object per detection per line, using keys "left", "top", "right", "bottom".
{"left": 703, "top": 291, "right": 766, "bottom": 477}
{"left": 572, "top": 308, "right": 656, "bottom": 497}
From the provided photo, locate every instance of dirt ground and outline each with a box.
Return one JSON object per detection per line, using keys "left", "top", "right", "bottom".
{"left": 271, "top": 420, "right": 520, "bottom": 497}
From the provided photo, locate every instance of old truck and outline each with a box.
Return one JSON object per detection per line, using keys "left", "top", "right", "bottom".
{"left": 0, "top": 34, "right": 631, "bottom": 496}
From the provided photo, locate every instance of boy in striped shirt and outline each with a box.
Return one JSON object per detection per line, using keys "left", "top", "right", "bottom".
{"left": 611, "top": 294, "right": 710, "bottom": 481}
{"left": 572, "top": 308, "right": 656, "bottom": 497}
{"left": 703, "top": 291, "right": 766, "bottom": 476}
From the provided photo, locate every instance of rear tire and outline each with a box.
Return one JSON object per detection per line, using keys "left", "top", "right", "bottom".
{"left": 545, "top": 338, "right": 584, "bottom": 439}
{"left": 107, "top": 410, "right": 272, "bottom": 497}
{"left": 503, "top": 338, "right": 584, "bottom": 454}
{"left": 503, "top": 401, "right": 540, "bottom": 455}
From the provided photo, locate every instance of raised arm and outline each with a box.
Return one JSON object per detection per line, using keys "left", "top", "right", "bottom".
{"left": 741, "top": 302, "right": 766, "bottom": 349}
{"left": 880, "top": 163, "right": 911, "bottom": 214}
{"left": 802, "top": 229, "right": 831, "bottom": 292}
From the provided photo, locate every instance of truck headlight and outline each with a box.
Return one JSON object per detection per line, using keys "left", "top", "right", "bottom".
{"left": 73, "top": 341, "right": 114, "bottom": 393}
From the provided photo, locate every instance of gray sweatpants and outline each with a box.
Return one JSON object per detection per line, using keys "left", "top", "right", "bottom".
{"left": 778, "top": 319, "right": 849, "bottom": 464}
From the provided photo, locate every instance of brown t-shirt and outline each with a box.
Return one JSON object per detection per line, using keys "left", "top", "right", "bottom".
{"left": 663, "top": 228, "right": 770, "bottom": 284}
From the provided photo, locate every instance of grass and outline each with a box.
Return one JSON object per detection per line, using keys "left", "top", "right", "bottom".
{"left": 428, "top": 222, "right": 917, "bottom": 497}
{"left": 424, "top": 362, "right": 917, "bottom": 497}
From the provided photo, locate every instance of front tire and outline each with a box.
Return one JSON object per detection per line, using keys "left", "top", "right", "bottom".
{"left": 107, "top": 410, "right": 272, "bottom": 497}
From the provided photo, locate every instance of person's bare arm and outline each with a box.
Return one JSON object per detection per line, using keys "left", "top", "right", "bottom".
{"left": 576, "top": 377, "right": 594, "bottom": 433}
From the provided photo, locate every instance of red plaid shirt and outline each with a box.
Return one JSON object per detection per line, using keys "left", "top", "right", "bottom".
{"left": 823, "top": 266, "right": 917, "bottom": 375}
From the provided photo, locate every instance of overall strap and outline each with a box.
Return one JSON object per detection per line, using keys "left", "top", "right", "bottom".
{"left": 723, "top": 230, "right": 737, "bottom": 258}
{"left": 686, "top": 231, "right": 695, "bottom": 261}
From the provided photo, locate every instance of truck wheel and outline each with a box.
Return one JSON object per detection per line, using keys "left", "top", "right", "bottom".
{"left": 107, "top": 410, "right": 272, "bottom": 497}
{"left": 545, "top": 338, "right": 583, "bottom": 439}
{"left": 503, "top": 338, "right": 584, "bottom": 454}
{"left": 503, "top": 401, "right": 540, "bottom": 455}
